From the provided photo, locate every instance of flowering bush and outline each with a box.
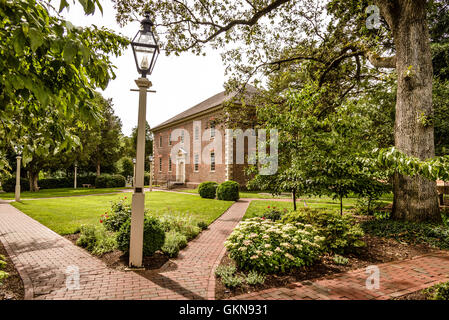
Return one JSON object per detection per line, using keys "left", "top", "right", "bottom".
{"left": 262, "top": 206, "right": 287, "bottom": 221}
{"left": 225, "top": 218, "right": 324, "bottom": 274}
{"left": 103, "top": 199, "right": 132, "bottom": 232}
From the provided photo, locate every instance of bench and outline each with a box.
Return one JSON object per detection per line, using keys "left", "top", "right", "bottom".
{"left": 437, "top": 181, "right": 449, "bottom": 206}
{"left": 82, "top": 184, "right": 93, "bottom": 188}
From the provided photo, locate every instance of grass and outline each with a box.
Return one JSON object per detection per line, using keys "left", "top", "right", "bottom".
{"left": 0, "top": 187, "right": 132, "bottom": 200}
{"left": 243, "top": 194, "right": 394, "bottom": 220}
{"left": 12, "top": 191, "right": 233, "bottom": 235}
{"left": 181, "top": 188, "right": 290, "bottom": 199}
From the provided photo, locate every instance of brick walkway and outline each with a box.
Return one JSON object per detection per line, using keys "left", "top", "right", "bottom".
{"left": 0, "top": 200, "right": 250, "bottom": 300}
{"left": 230, "top": 252, "right": 449, "bottom": 300}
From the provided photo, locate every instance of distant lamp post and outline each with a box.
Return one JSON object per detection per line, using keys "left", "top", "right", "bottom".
{"left": 148, "top": 155, "right": 154, "bottom": 192}
{"left": 129, "top": 12, "right": 159, "bottom": 268}
{"left": 14, "top": 145, "right": 22, "bottom": 202}
{"left": 74, "top": 161, "right": 78, "bottom": 189}
{"left": 132, "top": 158, "right": 137, "bottom": 187}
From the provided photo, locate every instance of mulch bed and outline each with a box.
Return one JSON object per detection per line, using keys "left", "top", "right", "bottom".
{"left": 64, "top": 233, "right": 169, "bottom": 271}
{"left": 215, "top": 234, "right": 439, "bottom": 300}
{"left": 0, "top": 241, "right": 25, "bottom": 300}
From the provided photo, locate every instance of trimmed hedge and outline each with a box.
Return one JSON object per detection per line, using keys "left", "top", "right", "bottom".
{"left": 198, "top": 181, "right": 218, "bottom": 199}
{"left": 116, "top": 216, "right": 165, "bottom": 257}
{"left": 39, "top": 175, "right": 97, "bottom": 189}
{"left": 95, "top": 174, "right": 126, "bottom": 188}
{"left": 1, "top": 177, "right": 30, "bottom": 192}
{"left": 216, "top": 180, "right": 240, "bottom": 201}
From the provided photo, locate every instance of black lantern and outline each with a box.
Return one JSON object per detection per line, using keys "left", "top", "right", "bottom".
{"left": 131, "top": 12, "right": 159, "bottom": 78}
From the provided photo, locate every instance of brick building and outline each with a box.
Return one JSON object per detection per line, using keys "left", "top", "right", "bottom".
{"left": 151, "top": 88, "right": 256, "bottom": 189}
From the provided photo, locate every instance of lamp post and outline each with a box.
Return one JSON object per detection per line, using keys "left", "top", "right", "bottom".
{"left": 74, "top": 161, "right": 78, "bottom": 189}
{"left": 148, "top": 155, "right": 154, "bottom": 192}
{"left": 129, "top": 12, "right": 159, "bottom": 267}
{"left": 14, "top": 146, "right": 22, "bottom": 202}
{"left": 132, "top": 158, "right": 136, "bottom": 187}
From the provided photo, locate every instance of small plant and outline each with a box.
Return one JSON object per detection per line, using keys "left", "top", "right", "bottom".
{"left": 221, "top": 274, "right": 244, "bottom": 288}
{"left": 245, "top": 270, "right": 265, "bottom": 285}
{"left": 197, "top": 221, "right": 208, "bottom": 230}
{"left": 103, "top": 199, "right": 132, "bottom": 232}
{"left": 262, "top": 206, "right": 284, "bottom": 221}
{"left": 0, "top": 254, "right": 8, "bottom": 285}
{"left": 423, "top": 281, "right": 449, "bottom": 300}
{"left": 198, "top": 181, "right": 218, "bottom": 199}
{"left": 116, "top": 216, "right": 165, "bottom": 256}
{"left": 216, "top": 180, "right": 240, "bottom": 201}
{"left": 333, "top": 255, "right": 349, "bottom": 265}
{"left": 373, "top": 211, "right": 391, "bottom": 221}
{"left": 215, "top": 265, "right": 236, "bottom": 278}
{"left": 161, "top": 230, "right": 188, "bottom": 258}
{"left": 157, "top": 213, "right": 201, "bottom": 240}
{"left": 76, "top": 225, "right": 117, "bottom": 255}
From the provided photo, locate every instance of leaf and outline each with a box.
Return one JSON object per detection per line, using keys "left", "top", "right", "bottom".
{"left": 59, "top": 0, "right": 69, "bottom": 13}
{"left": 63, "top": 41, "right": 78, "bottom": 63}
{"left": 29, "top": 28, "right": 44, "bottom": 52}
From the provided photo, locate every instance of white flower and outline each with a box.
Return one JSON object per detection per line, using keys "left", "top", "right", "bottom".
{"left": 264, "top": 243, "right": 271, "bottom": 248}
{"left": 265, "top": 250, "right": 273, "bottom": 257}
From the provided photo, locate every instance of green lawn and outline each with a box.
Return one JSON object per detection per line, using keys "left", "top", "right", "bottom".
{"left": 0, "top": 187, "right": 132, "bottom": 200}
{"left": 181, "top": 188, "right": 290, "bottom": 199}
{"left": 12, "top": 191, "right": 233, "bottom": 235}
{"left": 243, "top": 194, "right": 394, "bottom": 220}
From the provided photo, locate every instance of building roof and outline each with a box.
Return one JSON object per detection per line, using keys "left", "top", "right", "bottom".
{"left": 151, "top": 86, "right": 257, "bottom": 132}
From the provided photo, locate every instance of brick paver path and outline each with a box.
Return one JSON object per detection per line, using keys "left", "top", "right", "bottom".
{"left": 0, "top": 200, "right": 250, "bottom": 300}
{"left": 230, "top": 252, "right": 449, "bottom": 300}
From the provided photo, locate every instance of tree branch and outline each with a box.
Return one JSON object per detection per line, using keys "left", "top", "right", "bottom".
{"left": 366, "top": 51, "right": 396, "bottom": 68}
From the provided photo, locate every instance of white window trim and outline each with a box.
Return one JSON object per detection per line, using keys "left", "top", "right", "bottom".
{"left": 194, "top": 153, "right": 199, "bottom": 172}
{"left": 210, "top": 152, "right": 216, "bottom": 172}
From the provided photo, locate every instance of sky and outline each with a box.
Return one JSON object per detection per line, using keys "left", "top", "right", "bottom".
{"left": 59, "top": 1, "right": 226, "bottom": 136}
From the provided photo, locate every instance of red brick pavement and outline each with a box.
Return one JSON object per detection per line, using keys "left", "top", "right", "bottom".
{"left": 230, "top": 252, "right": 449, "bottom": 300}
{"left": 0, "top": 200, "right": 250, "bottom": 300}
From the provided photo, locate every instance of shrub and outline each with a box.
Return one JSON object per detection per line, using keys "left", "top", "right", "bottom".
{"left": 0, "top": 254, "right": 8, "bottom": 285}
{"left": 121, "top": 157, "right": 134, "bottom": 177}
{"left": 198, "top": 181, "right": 218, "bottom": 199}
{"left": 225, "top": 218, "right": 324, "bottom": 274}
{"left": 38, "top": 177, "right": 71, "bottom": 189}
{"left": 103, "top": 199, "right": 132, "bottom": 232}
{"left": 362, "top": 220, "right": 449, "bottom": 250}
{"left": 161, "top": 230, "right": 188, "bottom": 258}
{"left": 76, "top": 225, "right": 117, "bottom": 255}
{"left": 282, "top": 208, "right": 365, "bottom": 254}
{"left": 333, "top": 255, "right": 349, "bottom": 265}
{"left": 197, "top": 221, "right": 208, "bottom": 230}
{"left": 424, "top": 281, "right": 449, "bottom": 300}
{"left": 262, "top": 206, "right": 286, "bottom": 221}
{"left": 157, "top": 213, "right": 201, "bottom": 240}
{"left": 245, "top": 270, "right": 266, "bottom": 285}
{"left": 95, "top": 174, "right": 126, "bottom": 188}
{"left": 116, "top": 216, "right": 165, "bottom": 256}
{"left": 221, "top": 274, "right": 244, "bottom": 288}
{"left": 216, "top": 180, "right": 240, "bottom": 201}
{"left": 1, "top": 177, "right": 29, "bottom": 192}
{"left": 215, "top": 265, "right": 236, "bottom": 278}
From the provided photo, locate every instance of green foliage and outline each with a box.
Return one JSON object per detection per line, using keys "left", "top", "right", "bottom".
{"left": 333, "top": 255, "right": 349, "bottom": 265}
{"left": 0, "top": 254, "right": 8, "bottom": 286}
{"left": 103, "top": 199, "right": 131, "bottom": 232}
{"left": 116, "top": 216, "right": 165, "bottom": 257}
{"left": 197, "top": 221, "right": 208, "bottom": 230}
{"left": 1, "top": 177, "right": 29, "bottom": 192}
{"left": 157, "top": 213, "right": 201, "bottom": 240}
{"left": 225, "top": 218, "right": 324, "bottom": 274}
{"left": 362, "top": 220, "right": 449, "bottom": 250}
{"left": 216, "top": 181, "right": 240, "bottom": 201}
{"left": 121, "top": 157, "right": 134, "bottom": 177}
{"left": 245, "top": 270, "right": 266, "bottom": 285}
{"left": 262, "top": 205, "right": 286, "bottom": 221}
{"left": 76, "top": 224, "right": 117, "bottom": 255}
{"left": 215, "top": 265, "right": 237, "bottom": 278}
{"left": 424, "top": 281, "right": 449, "bottom": 300}
{"left": 198, "top": 181, "right": 218, "bottom": 199}
{"left": 282, "top": 208, "right": 365, "bottom": 254}
{"left": 161, "top": 230, "right": 187, "bottom": 258}
{"left": 95, "top": 174, "right": 126, "bottom": 188}
{"left": 221, "top": 274, "right": 244, "bottom": 288}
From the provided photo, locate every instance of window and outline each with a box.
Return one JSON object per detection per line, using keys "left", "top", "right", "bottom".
{"left": 194, "top": 126, "right": 199, "bottom": 141}
{"left": 210, "top": 152, "right": 215, "bottom": 171}
{"left": 210, "top": 124, "right": 215, "bottom": 138}
{"left": 159, "top": 135, "right": 163, "bottom": 147}
{"left": 168, "top": 133, "right": 172, "bottom": 146}
{"left": 181, "top": 129, "right": 185, "bottom": 143}
{"left": 194, "top": 154, "right": 199, "bottom": 172}
{"left": 159, "top": 158, "right": 162, "bottom": 172}
{"left": 168, "top": 157, "right": 172, "bottom": 172}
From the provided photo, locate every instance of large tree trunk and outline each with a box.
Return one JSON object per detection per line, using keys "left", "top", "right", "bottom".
{"left": 380, "top": 0, "right": 440, "bottom": 222}
{"left": 28, "top": 169, "right": 39, "bottom": 192}
{"left": 96, "top": 161, "right": 101, "bottom": 176}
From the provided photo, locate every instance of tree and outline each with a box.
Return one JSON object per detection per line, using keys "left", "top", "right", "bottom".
{"left": 112, "top": 0, "right": 446, "bottom": 222}
{"left": 130, "top": 121, "right": 153, "bottom": 171}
